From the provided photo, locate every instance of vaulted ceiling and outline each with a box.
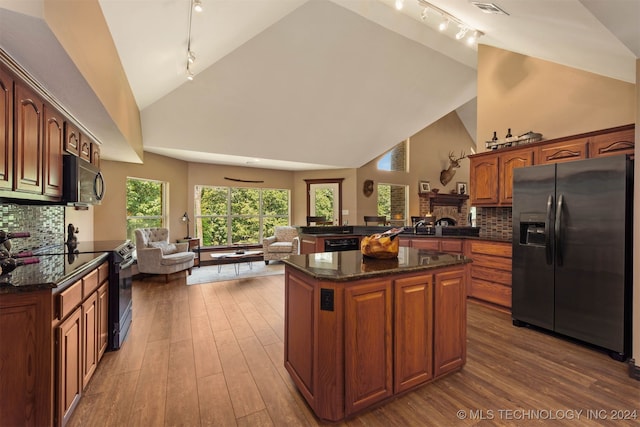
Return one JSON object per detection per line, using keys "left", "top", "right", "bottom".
{"left": 1, "top": 0, "right": 638, "bottom": 170}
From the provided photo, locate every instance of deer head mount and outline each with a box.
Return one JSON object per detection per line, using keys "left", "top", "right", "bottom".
{"left": 439, "top": 151, "right": 467, "bottom": 186}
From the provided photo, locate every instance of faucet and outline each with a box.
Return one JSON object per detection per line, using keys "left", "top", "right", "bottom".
{"left": 414, "top": 219, "right": 426, "bottom": 234}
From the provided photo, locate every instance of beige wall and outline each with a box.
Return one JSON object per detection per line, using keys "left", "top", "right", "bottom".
{"left": 94, "top": 152, "right": 188, "bottom": 242}
{"left": 477, "top": 45, "right": 635, "bottom": 149}
{"left": 357, "top": 111, "right": 474, "bottom": 223}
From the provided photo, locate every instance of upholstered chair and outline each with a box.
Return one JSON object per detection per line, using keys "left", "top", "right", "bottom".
{"left": 134, "top": 227, "right": 195, "bottom": 281}
{"left": 263, "top": 226, "right": 300, "bottom": 264}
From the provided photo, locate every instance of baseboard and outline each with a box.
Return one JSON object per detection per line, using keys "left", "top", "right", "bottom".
{"left": 628, "top": 359, "right": 640, "bottom": 381}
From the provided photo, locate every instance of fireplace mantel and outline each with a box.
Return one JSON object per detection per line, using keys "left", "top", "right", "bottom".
{"left": 419, "top": 192, "right": 469, "bottom": 213}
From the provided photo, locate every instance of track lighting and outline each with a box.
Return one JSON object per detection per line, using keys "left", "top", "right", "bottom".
{"left": 187, "top": 50, "right": 196, "bottom": 64}
{"left": 185, "top": 0, "right": 203, "bottom": 80}
{"left": 455, "top": 26, "right": 468, "bottom": 40}
{"left": 187, "top": 67, "right": 194, "bottom": 81}
{"left": 193, "top": 0, "right": 203, "bottom": 13}
{"left": 395, "top": 0, "right": 404, "bottom": 11}
{"left": 416, "top": 0, "right": 484, "bottom": 47}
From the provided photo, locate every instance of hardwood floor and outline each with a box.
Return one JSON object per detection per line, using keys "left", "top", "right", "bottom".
{"left": 69, "top": 271, "right": 639, "bottom": 426}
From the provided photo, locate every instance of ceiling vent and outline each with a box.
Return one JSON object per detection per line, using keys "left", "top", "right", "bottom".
{"left": 470, "top": 2, "right": 509, "bottom": 15}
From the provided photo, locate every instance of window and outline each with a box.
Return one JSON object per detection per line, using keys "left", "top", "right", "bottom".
{"left": 377, "top": 139, "right": 408, "bottom": 172}
{"left": 126, "top": 178, "right": 166, "bottom": 240}
{"left": 377, "top": 183, "right": 408, "bottom": 226}
{"left": 195, "top": 185, "right": 290, "bottom": 246}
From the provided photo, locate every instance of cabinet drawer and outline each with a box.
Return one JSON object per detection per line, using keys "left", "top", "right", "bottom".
{"left": 98, "top": 262, "right": 109, "bottom": 284}
{"left": 471, "top": 265, "right": 512, "bottom": 286}
{"left": 411, "top": 239, "right": 440, "bottom": 251}
{"left": 471, "top": 254, "right": 512, "bottom": 271}
{"left": 469, "top": 241, "right": 511, "bottom": 258}
{"left": 82, "top": 268, "right": 99, "bottom": 298}
{"left": 440, "top": 239, "right": 463, "bottom": 253}
{"left": 58, "top": 280, "right": 82, "bottom": 320}
{"left": 469, "top": 279, "right": 511, "bottom": 308}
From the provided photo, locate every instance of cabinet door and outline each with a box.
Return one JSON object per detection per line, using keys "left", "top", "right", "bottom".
{"left": 537, "top": 138, "right": 588, "bottom": 164}
{"left": 344, "top": 280, "right": 392, "bottom": 415}
{"left": 14, "top": 83, "right": 43, "bottom": 194}
{"left": 590, "top": 127, "right": 635, "bottom": 158}
{"left": 90, "top": 142, "right": 100, "bottom": 167}
{"left": 56, "top": 306, "right": 83, "bottom": 427}
{"left": 43, "top": 104, "right": 64, "bottom": 197}
{"left": 64, "top": 121, "right": 80, "bottom": 155}
{"left": 97, "top": 282, "right": 109, "bottom": 360}
{"left": 434, "top": 268, "right": 466, "bottom": 377}
{"left": 0, "top": 66, "right": 13, "bottom": 190}
{"left": 469, "top": 156, "right": 498, "bottom": 205}
{"left": 498, "top": 148, "right": 534, "bottom": 205}
{"left": 394, "top": 275, "right": 433, "bottom": 393}
{"left": 82, "top": 292, "right": 98, "bottom": 389}
{"left": 79, "top": 133, "right": 91, "bottom": 162}
{"left": 440, "top": 239, "right": 463, "bottom": 254}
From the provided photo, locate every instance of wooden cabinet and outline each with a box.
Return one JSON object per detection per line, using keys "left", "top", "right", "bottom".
{"left": 79, "top": 133, "right": 92, "bottom": 162}
{"left": 43, "top": 104, "right": 64, "bottom": 197}
{"left": 469, "top": 125, "right": 634, "bottom": 207}
{"left": 469, "top": 155, "right": 498, "bottom": 205}
{"left": 284, "top": 261, "right": 467, "bottom": 421}
{"left": 0, "top": 65, "right": 13, "bottom": 190}
{"left": 434, "top": 268, "right": 466, "bottom": 376}
{"left": 394, "top": 275, "right": 433, "bottom": 393}
{"left": 590, "top": 127, "right": 635, "bottom": 159}
{"left": 90, "top": 142, "right": 100, "bottom": 167}
{"left": 537, "top": 137, "right": 588, "bottom": 164}
{"left": 466, "top": 240, "right": 512, "bottom": 310}
{"left": 64, "top": 121, "right": 80, "bottom": 155}
{"left": 14, "top": 82, "right": 43, "bottom": 195}
{"left": 56, "top": 306, "right": 83, "bottom": 427}
{"left": 53, "top": 260, "right": 109, "bottom": 426}
{"left": 344, "top": 280, "right": 392, "bottom": 414}
{"left": 0, "top": 289, "right": 52, "bottom": 426}
{"left": 498, "top": 148, "right": 535, "bottom": 204}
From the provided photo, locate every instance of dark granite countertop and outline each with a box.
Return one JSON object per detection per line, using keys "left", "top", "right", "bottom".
{"left": 0, "top": 252, "right": 109, "bottom": 294}
{"left": 283, "top": 248, "right": 471, "bottom": 282}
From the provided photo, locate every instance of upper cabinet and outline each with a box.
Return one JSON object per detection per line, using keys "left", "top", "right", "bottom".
{"left": 470, "top": 124, "right": 635, "bottom": 207}
{"left": 43, "top": 104, "right": 64, "bottom": 198}
{"left": 14, "top": 82, "right": 44, "bottom": 195}
{"left": 64, "top": 121, "right": 80, "bottom": 156}
{"left": 0, "top": 66, "right": 13, "bottom": 191}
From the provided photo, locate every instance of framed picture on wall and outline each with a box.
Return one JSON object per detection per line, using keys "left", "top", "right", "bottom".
{"left": 456, "top": 182, "right": 467, "bottom": 195}
{"left": 419, "top": 181, "right": 431, "bottom": 194}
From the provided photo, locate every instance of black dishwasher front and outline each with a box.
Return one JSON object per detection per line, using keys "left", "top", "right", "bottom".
{"left": 324, "top": 237, "right": 359, "bottom": 252}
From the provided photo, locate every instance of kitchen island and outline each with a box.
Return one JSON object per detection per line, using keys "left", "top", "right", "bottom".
{"left": 282, "top": 248, "right": 471, "bottom": 421}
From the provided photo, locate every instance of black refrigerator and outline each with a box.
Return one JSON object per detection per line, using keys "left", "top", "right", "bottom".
{"left": 512, "top": 155, "right": 633, "bottom": 360}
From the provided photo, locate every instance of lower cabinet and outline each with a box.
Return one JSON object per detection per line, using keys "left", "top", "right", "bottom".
{"left": 466, "top": 240, "right": 512, "bottom": 310}
{"left": 53, "top": 259, "right": 109, "bottom": 427}
{"left": 409, "top": 237, "right": 464, "bottom": 254}
{"left": 434, "top": 269, "right": 466, "bottom": 376}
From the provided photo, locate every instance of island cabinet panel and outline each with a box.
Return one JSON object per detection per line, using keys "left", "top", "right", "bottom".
{"left": 394, "top": 275, "right": 433, "bottom": 393}
{"left": 0, "top": 65, "right": 13, "bottom": 190}
{"left": 0, "top": 289, "right": 52, "bottom": 426}
{"left": 434, "top": 269, "right": 466, "bottom": 377}
{"left": 344, "top": 280, "right": 393, "bottom": 415}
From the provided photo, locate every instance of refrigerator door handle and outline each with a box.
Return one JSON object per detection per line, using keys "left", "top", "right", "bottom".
{"left": 545, "top": 194, "right": 554, "bottom": 265}
{"left": 555, "top": 193, "right": 564, "bottom": 266}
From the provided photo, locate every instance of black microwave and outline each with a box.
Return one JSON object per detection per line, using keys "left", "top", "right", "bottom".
{"left": 63, "top": 155, "right": 105, "bottom": 205}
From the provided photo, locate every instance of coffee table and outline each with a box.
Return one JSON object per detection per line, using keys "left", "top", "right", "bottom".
{"left": 210, "top": 250, "right": 264, "bottom": 276}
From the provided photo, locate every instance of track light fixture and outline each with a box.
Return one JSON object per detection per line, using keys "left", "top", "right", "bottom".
{"left": 185, "top": 0, "right": 202, "bottom": 80}
{"left": 416, "top": 0, "right": 484, "bottom": 46}
{"left": 395, "top": 0, "right": 404, "bottom": 11}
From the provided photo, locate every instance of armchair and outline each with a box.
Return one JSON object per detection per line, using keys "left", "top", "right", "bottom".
{"left": 263, "top": 226, "right": 300, "bottom": 265}
{"left": 134, "top": 228, "right": 195, "bottom": 281}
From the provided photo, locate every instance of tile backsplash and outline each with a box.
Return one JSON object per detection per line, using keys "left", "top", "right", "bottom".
{"left": 0, "top": 203, "right": 65, "bottom": 252}
{"left": 476, "top": 206, "right": 513, "bottom": 241}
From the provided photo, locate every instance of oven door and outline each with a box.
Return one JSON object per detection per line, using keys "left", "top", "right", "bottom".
{"left": 109, "top": 256, "right": 133, "bottom": 350}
